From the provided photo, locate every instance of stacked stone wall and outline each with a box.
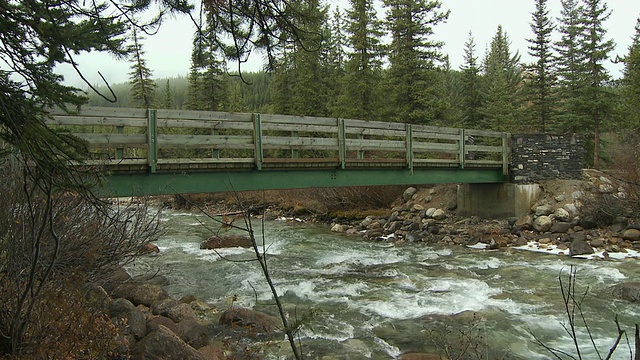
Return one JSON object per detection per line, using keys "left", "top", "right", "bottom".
{"left": 510, "top": 134, "right": 584, "bottom": 183}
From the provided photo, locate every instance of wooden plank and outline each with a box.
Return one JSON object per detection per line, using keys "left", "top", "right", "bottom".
{"left": 262, "top": 136, "right": 339, "bottom": 148}
{"left": 466, "top": 144, "right": 502, "bottom": 153}
{"left": 263, "top": 158, "right": 340, "bottom": 164}
{"left": 69, "top": 159, "right": 148, "bottom": 166}
{"left": 343, "top": 118, "right": 407, "bottom": 131}
{"left": 260, "top": 113, "right": 338, "bottom": 126}
{"left": 73, "top": 133, "right": 147, "bottom": 146}
{"left": 344, "top": 128, "right": 407, "bottom": 137}
{"left": 466, "top": 159, "right": 503, "bottom": 166}
{"left": 48, "top": 116, "right": 147, "bottom": 127}
{"left": 155, "top": 118, "right": 253, "bottom": 131}
{"left": 346, "top": 139, "right": 406, "bottom": 151}
{"left": 412, "top": 131, "right": 460, "bottom": 141}
{"left": 156, "top": 109, "right": 253, "bottom": 122}
{"left": 413, "top": 159, "right": 460, "bottom": 164}
{"left": 157, "top": 134, "right": 254, "bottom": 148}
{"left": 48, "top": 106, "right": 147, "bottom": 118}
{"left": 412, "top": 124, "right": 460, "bottom": 135}
{"left": 157, "top": 158, "right": 255, "bottom": 164}
{"left": 413, "top": 143, "right": 459, "bottom": 152}
{"left": 261, "top": 123, "right": 339, "bottom": 134}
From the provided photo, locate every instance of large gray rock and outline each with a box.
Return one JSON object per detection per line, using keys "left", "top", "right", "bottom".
{"left": 200, "top": 235, "right": 252, "bottom": 249}
{"left": 167, "top": 302, "right": 197, "bottom": 323}
{"left": 175, "top": 318, "right": 211, "bottom": 349}
{"left": 622, "top": 229, "right": 640, "bottom": 242}
{"left": 563, "top": 203, "right": 580, "bottom": 220}
{"left": 127, "top": 284, "right": 169, "bottom": 307}
{"left": 554, "top": 208, "right": 571, "bottom": 222}
{"left": 609, "top": 282, "right": 640, "bottom": 303}
{"left": 535, "top": 205, "right": 554, "bottom": 217}
{"left": 403, "top": 187, "right": 418, "bottom": 201}
{"left": 550, "top": 222, "right": 572, "bottom": 234}
{"left": 431, "top": 209, "right": 446, "bottom": 221}
{"left": 219, "top": 308, "right": 281, "bottom": 338}
{"left": 569, "top": 239, "right": 594, "bottom": 256}
{"left": 108, "top": 298, "right": 147, "bottom": 341}
{"left": 133, "top": 325, "right": 205, "bottom": 360}
{"left": 533, "top": 216, "right": 553, "bottom": 232}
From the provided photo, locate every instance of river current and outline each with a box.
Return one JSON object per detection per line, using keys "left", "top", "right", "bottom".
{"left": 128, "top": 209, "right": 640, "bottom": 359}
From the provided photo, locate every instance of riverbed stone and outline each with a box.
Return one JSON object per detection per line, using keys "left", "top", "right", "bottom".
{"left": 133, "top": 325, "right": 204, "bottom": 360}
{"left": 399, "top": 353, "right": 443, "bottom": 360}
{"left": 200, "top": 235, "right": 252, "bottom": 249}
{"left": 403, "top": 187, "right": 417, "bottom": 201}
{"left": 609, "top": 282, "right": 640, "bottom": 303}
{"left": 554, "top": 208, "right": 571, "bottom": 222}
{"left": 218, "top": 308, "right": 281, "bottom": 338}
{"left": 533, "top": 216, "right": 552, "bottom": 232}
{"left": 175, "top": 318, "right": 211, "bottom": 349}
{"left": 432, "top": 209, "right": 446, "bottom": 220}
{"left": 167, "top": 302, "right": 197, "bottom": 323}
{"left": 425, "top": 208, "right": 437, "bottom": 218}
{"left": 622, "top": 229, "right": 640, "bottom": 242}
{"left": 550, "top": 222, "right": 571, "bottom": 234}
{"left": 569, "top": 239, "right": 594, "bottom": 256}
{"left": 535, "top": 205, "right": 554, "bottom": 216}
{"left": 590, "top": 238, "right": 605, "bottom": 248}
{"left": 108, "top": 298, "right": 147, "bottom": 341}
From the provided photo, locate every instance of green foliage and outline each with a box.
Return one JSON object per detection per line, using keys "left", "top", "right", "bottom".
{"left": 459, "top": 32, "right": 484, "bottom": 129}
{"left": 382, "top": 0, "right": 450, "bottom": 125}
{"left": 524, "top": 0, "right": 558, "bottom": 133}
{"left": 619, "top": 18, "right": 640, "bottom": 131}
{"left": 341, "top": 0, "right": 385, "bottom": 121}
{"left": 481, "top": 25, "right": 523, "bottom": 132}
{"left": 128, "top": 27, "right": 157, "bottom": 108}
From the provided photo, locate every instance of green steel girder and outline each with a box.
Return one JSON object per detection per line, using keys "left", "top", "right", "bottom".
{"left": 95, "top": 168, "right": 506, "bottom": 197}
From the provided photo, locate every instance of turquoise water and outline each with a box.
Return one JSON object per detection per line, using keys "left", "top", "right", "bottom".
{"left": 128, "top": 210, "right": 640, "bottom": 359}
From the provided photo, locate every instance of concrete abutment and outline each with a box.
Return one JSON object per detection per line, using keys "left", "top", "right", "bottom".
{"left": 457, "top": 183, "right": 540, "bottom": 219}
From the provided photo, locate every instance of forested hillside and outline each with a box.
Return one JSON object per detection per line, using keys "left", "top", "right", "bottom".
{"left": 87, "top": 0, "right": 640, "bottom": 169}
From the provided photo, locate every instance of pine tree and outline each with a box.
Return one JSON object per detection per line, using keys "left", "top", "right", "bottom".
{"left": 341, "top": 0, "right": 385, "bottom": 120}
{"left": 459, "top": 31, "right": 484, "bottom": 129}
{"left": 382, "top": 0, "right": 450, "bottom": 124}
{"left": 481, "top": 25, "right": 523, "bottom": 132}
{"left": 128, "top": 27, "right": 157, "bottom": 108}
{"left": 620, "top": 17, "right": 640, "bottom": 131}
{"left": 555, "top": 0, "right": 588, "bottom": 133}
{"left": 525, "top": 0, "right": 557, "bottom": 133}
{"left": 579, "top": 0, "right": 616, "bottom": 169}
{"left": 326, "top": 9, "right": 349, "bottom": 118}
{"left": 162, "top": 79, "right": 173, "bottom": 109}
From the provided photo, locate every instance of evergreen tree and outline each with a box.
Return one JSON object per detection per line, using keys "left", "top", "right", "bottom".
{"left": 341, "top": 0, "right": 385, "bottom": 120}
{"left": 555, "top": 0, "right": 588, "bottom": 132}
{"left": 326, "top": 9, "right": 349, "bottom": 118}
{"left": 128, "top": 27, "right": 157, "bottom": 108}
{"left": 579, "top": 0, "right": 616, "bottom": 169}
{"left": 481, "top": 25, "right": 523, "bottom": 132}
{"left": 620, "top": 17, "right": 640, "bottom": 131}
{"left": 382, "top": 0, "right": 450, "bottom": 124}
{"left": 162, "top": 79, "right": 173, "bottom": 109}
{"left": 459, "top": 31, "right": 484, "bottom": 129}
{"left": 525, "top": 0, "right": 557, "bottom": 133}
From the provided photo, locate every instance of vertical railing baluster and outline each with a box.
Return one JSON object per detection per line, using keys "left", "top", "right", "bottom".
{"left": 338, "top": 118, "right": 346, "bottom": 169}
{"left": 406, "top": 124, "right": 413, "bottom": 175}
{"left": 459, "top": 128, "right": 465, "bottom": 169}
{"left": 116, "top": 125, "right": 124, "bottom": 160}
{"left": 253, "top": 113, "right": 263, "bottom": 170}
{"left": 147, "top": 109, "right": 157, "bottom": 173}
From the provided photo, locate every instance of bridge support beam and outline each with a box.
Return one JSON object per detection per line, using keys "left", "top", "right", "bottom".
{"left": 457, "top": 183, "right": 540, "bottom": 219}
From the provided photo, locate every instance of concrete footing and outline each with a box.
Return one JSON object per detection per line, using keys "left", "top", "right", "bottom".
{"left": 457, "top": 183, "right": 540, "bottom": 219}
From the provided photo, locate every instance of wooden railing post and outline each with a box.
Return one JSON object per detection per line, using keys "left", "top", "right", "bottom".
{"left": 459, "top": 129, "right": 465, "bottom": 169}
{"left": 147, "top": 109, "right": 157, "bottom": 173}
{"left": 357, "top": 133, "right": 364, "bottom": 159}
{"left": 291, "top": 130, "right": 299, "bottom": 159}
{"left": 502, "top": 132, "right": 509, "bottom": 176}
{"left": 116, "top": 125, "right": 124, "bottom": 160}
{"left": 253, "top": 113, "right": 263, "bottom": 170}
{"left": 338, "top": 118, "right": 346, "bottom": 169}
{"left": 406, "top": 124, "right": 413, "bottom": 174}
{"left": 212, "top": 128, "right": 220, "bottom": 159}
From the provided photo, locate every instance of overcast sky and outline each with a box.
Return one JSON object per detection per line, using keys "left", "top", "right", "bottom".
{"left": 59, "top": 0, "right": 640, "bottom": 89}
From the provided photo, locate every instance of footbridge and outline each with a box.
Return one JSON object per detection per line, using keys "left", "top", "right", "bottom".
{"left": 47, "top": 107, "right": 510, "bottom": 197}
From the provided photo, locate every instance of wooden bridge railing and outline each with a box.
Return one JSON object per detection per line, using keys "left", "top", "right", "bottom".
{"left": 46, "top": 107, "right": 509, "bottom": 175}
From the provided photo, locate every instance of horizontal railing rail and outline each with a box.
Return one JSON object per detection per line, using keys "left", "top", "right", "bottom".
{"left": 45, "top": 107, "right": 510, "bottom": 175}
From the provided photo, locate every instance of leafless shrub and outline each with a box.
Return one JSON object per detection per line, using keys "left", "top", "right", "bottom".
{"left": 0, "top": 161, "right": 162, "bottom": 356}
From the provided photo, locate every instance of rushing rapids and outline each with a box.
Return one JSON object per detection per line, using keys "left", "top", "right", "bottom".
{"left": 128, "top": 209, "right": 640, "bottom": 359}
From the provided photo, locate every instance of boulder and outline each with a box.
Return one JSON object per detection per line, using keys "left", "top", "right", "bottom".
{"left": 432, "top": 209, "right": 446, "bottom": 221}
{"left": 535, "top": 205, "right": 554, "bottom": 216}
{"left": 127, "top": 284, "right": 169, "bottom": 307}
{"left": 83, "top": 284, "right": 111, "bottom": 308}
{"left": 590, "top": 238, "right": 605, "bottom": 248}
{"left": 108, "top": 298, "right": 147, "bottom": 342}
{"left": 152, "top": 298, "right": 180, "bottom": 316}
{"left": 175, "top": 318, "right": 211, "bottom": 349}
{"left": 133, "top": 325, "right": 205, "bottom": 360}
{"left": 198, "top": 344, "right": 225, "bottom": 360}
{"left": 147, "top": 316, "right": 179, "bottom": 334}
{"left": 609, "top": 282, "right": 640, "bottom": 303}
{"left": 550, "top": 222, "right": 572, "bottom": 234}
{"left": 554, "top": 208, "right": 571, "bottom": 222}
{"left": 622, "top": 229, "right": 640, "bottom": 242}
{"left": 399, "top": 353, "right": 443, "bottom": 360}
{"left": 514, "top": 215, "right": 533, "bottom": 230}
{"left": 219, "top": 308, "right": 281, "bottom": 338}
{"left": 200, "top": 235, "right": 252, "bottom": 249}
{"left": 140, "top": 242, "right": 160, "bottom": 255}
{"left": 569, "top": 239, "right": 594, "bottom": 256}
{"left": 533, "top": 216, "right": 553, "bottom": 233}
{"left": 167, "top": 302, "right": 197, "bottom": 323}
{"left": 425, "top": 208, "right": 437, "bottom": 218}
{"left": 403, "top": 187, "right": 418, "bottom": 201}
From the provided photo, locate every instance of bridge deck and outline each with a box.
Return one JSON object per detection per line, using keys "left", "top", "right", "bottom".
{"left": 46, "top": 107, "right": 509, "bottom": 196}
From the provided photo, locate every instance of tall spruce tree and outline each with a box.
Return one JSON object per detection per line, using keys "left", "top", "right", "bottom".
{"left": 620, "top": 17, "right": 640, "bottom": 131}
{"left": 525, "top": 0, "right": 557, "bottom": 133}
{"left": 555, "top": 0, "right": 587, "bottom": 133}
{"left": 162, "top": 79, "right": 173, "bottom": 109}
{"left": 326, "top": 9, "right": 348, "bottom": 118}
{"left": 341, "top": 0, "right": 385, "bottom": 120}
{"left": 382, "top": 0, "right": 450, "bottom": 124}
{"left": 579, "top": 0, "right": 616, "bottom": 169}
{"left": 459, "top": 31, "right": 484, "bottom": 129}
{"left": 481, "top": 25, "right": 523, "bottom": 132}
{"left": 128, "top": 27, "right": 157, "bottom": 108}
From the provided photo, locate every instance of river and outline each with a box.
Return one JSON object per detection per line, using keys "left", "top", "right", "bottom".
{"left": 128, "top": 209, "right": 640, "bottom": 359}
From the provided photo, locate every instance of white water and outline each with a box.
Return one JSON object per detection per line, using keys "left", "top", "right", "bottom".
{"left": 129, "top": 210, "right": 640, "bottom": 359}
